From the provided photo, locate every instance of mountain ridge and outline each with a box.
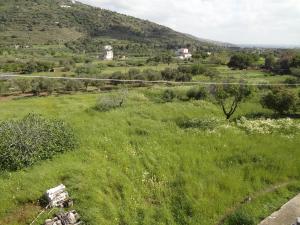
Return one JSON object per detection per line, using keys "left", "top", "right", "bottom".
{"left": 0, "top": 0, "right": 228, "bottom": 55}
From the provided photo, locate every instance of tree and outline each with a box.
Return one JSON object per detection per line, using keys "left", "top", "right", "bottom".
{"left": 291, "top": 54, "right": 300, "bottom": 68}
{"left": 261, "top": 87, "right": 297, "bottom": 115}
{"left": 161, "top": 54, "right": 173, "bottom": 65}
{"left": 264, "top": 54, "right": 276, "bottom": 70}
{"left": 211, "top": 82, "right": 252, "bottom": 120}
{"left": 42, "top": 79, "right": 56, "bottom": 95}
{"left": 228, "top": 53, "right": 255, "bottom": 70}
{"left": 31, "top": 79, "right": 43, "bottom": 96}
{"left": 75, "top": 65, "right": 98, "bottom": 91}
{"left": 161, "top": 68, "right": 178, "bottom": 80}
{"left": 14, "top": 78, "right": 31, "bottom": 93}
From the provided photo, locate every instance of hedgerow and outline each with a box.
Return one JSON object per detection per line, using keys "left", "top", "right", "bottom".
{"left": 0, "top": 114, "right": 77, "bottom": 171}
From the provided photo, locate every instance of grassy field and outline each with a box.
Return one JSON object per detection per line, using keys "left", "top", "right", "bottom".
{"left": 0, "top": 86, "right": 299, "bottom": 225}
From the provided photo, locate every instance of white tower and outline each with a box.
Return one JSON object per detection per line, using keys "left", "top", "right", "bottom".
{"left": 104, "top": 45, "right": 114, "bottom": 60}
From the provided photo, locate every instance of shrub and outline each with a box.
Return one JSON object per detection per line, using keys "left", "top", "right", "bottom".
{"left": 228, "top": 53, "right": 256, "bottom": 70}
{"left": 227, "top": 210, "right": 255, "bottom": 225}
{"left": 178, "top": 65, "right": 192, "bottom": 74}
{"left": 161, "top": 68, "right": 178, "bottom": 80}
{"left": 186, "top": 86, "right": 208, "bottom": 100}
{"left": 42, "top": 78, "right": 57, "bottom": 95}
{"left": 0, "top": 114, "right": 77, "bottom": 171}
{"left": 176, "top": 118, "right": 220, "bottom": 131}
{"left": 143, "top": 69, "right": 162, "bottom": 81}
{"left": 162, "top": 89, "right": 176, "bottom": 102}
{"left": 261, "top": 88, "right": 297, "bottom": 114}
{"left": 21, "top": 61, "right": 54, "bottom": 74}
{"left": 95, "top": 90, "right": 127, "bottom": 112}
{"left": 64, "top": 80, "right": 83, "bottom": 92}
{"left": 191, "top": 64, "right": 207, "bottom": 75}
{"left": 204, "top": 68, "right": 220, "bottom": 78}
{"left": 0, "top": 81, "right": 10, "bottom": 95}
{"left": 175, "top": 73, "right": 192, "bottom": 82}
{"left": 284, "top": 77, "right": 299, "bottom": 87}
{"left": 31, "top": 79, "right": 43, "bottom": 96}
{"left": 290, "top": 67, "right": 300, "bottom": 77}
{"left": 128, "top": 68, "right": 140, "bottom": 79}
{"left": 14, "top": 78, "right": 31, "bottom": 93}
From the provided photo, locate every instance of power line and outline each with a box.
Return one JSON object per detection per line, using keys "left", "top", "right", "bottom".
{"left": 1, "top": 74, "right": 300, "bottom": 86}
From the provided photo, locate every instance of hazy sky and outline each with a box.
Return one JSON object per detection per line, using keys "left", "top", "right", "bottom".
{"left": 78, "top": 0, "right": 300, "bottom": 46}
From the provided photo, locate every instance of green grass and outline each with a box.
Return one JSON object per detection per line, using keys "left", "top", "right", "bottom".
{"left": 0, "top": 87, "right": 299, "bottom": 225}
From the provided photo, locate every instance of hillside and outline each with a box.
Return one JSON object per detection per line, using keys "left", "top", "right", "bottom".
{"left": 0, "top": 0, "right": 219, "bottom": 55}
{"left": 0, "top": 87, "right": 299, "bottom": 225}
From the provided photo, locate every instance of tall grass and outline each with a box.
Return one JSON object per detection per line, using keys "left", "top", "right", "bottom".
{"left": 0, "top": 88, "right": 299, "bottom": 225}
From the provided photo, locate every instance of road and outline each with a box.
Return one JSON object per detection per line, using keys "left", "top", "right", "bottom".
{"left": 259, "top": 194, "right": 300, "bottom": 225}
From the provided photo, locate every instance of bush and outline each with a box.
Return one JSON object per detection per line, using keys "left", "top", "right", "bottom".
{"left": 0, "top": 114, "right": 77, "bottom": 171}
{"left": 64, "top": 80, "right": 83, "bottom": 92}
{"left": 176, "top": 118, "right": 220, "bottom": 131}
{"left": 291, "top": 67, "right": 300, "bottom": 77}
{"left": 191, "top": 64, "right": 207, "bottom": 75}
{"left": 228, "top": 53, "right": 256, "bottom": 70}
{"left": 161, "top": 68, "right": 178, "bottom": 80}
{"left": 14, "top": 78, "right": 31, "bottom": 93}
{"left": 162, "top": 89, "right": 176, "bottom": 102}
{"left": 261, "top": 88, "right": 297, "bottom": 114}
{"left": 143, "top": 69, "right": 162, "bottom": 81}
{"left": 175, "top": 73, "right": 192, "bottom": 82}
{"left": 31, "top": 79, "right": 43, "bottom": 96}
{"left": 227, "top": 210, "right": 255, "bottom": 225}
{"left": 21, "top": 61, "right": 54, "bottom": 74}
{"left": 178, "top": 65, "right": 192, "bottom": 74}
{"left": 42, "top": 78, "right": 57, "bottom": 95}
{"left": 0, "top": 81, "right": 10, "bottom": 95}
{"left": 284, "top": 77, "right": 299, "bottom": 87}
{"left": 95, "top": 91, "right": 127, "bottom": 112}
{"left": 186, "top": 86, "right": 208, "bottom": 100}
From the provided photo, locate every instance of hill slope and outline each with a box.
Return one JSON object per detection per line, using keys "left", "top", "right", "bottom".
{"left": 0, "top": 0, "right": 219, "bottom": 54}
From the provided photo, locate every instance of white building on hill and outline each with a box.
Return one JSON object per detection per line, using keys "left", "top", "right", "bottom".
{"left": 176, "top": 48, "right": 192, "bottom": 60}
{"left": 104, "top": 45, "right": 114, "bottom": 60}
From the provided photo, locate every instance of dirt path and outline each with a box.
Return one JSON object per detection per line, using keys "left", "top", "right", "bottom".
{"left": 258, "top": 194, "right": 300, "bottom": 225}
{"left": 215, "top": 182, "right": 292, "bottom": 225}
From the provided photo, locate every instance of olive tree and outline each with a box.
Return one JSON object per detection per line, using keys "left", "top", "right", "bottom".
{"left": 14, "top": 78, "right": 31, "bottom": 93}
{"left": 211, "top": 82, "right": 252, "bottom": 120}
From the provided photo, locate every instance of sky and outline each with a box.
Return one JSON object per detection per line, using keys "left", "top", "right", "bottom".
{"left": 78, "top": 0, "right": 300, "bottom": 46}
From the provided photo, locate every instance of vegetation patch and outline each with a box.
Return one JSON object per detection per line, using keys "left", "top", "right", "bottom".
{"left": 0, "top": 114, "right": 77, "bottom": 171}
{"left": 226, "top": 209, "right": 255, "bottom": 225}
{"left": 176, "top": 117, "right": 221, "bottom": 131}
{"left": 95, "top": 91, "right": 127, "bottom": 112}
{"left": 219, "top": 151, "right": 279, "bottom": 172}
{"left": 237, "top": 117, "right": 300, "bottom": 135}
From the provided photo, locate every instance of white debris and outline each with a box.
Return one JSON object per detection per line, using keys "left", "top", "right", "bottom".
{"left": 45, "top": 210, "right": 82, "bottom": 225}
{"left": 45, "top": 184, "right": 69, "bottom": 208}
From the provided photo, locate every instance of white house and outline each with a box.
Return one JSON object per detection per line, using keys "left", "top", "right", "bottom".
{"left": 60, "top": 4, "right": 71, "bottom": 8}
{"left": 104, "top": 45, "right": 114, "bottom": 60}
{"left": 176, "top": 48, "right": 192, "bottom": 60}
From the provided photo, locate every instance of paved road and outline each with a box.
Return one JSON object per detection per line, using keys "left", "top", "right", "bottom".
{"left": 259, "top": 194, "right": 300, "bottom": 225}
